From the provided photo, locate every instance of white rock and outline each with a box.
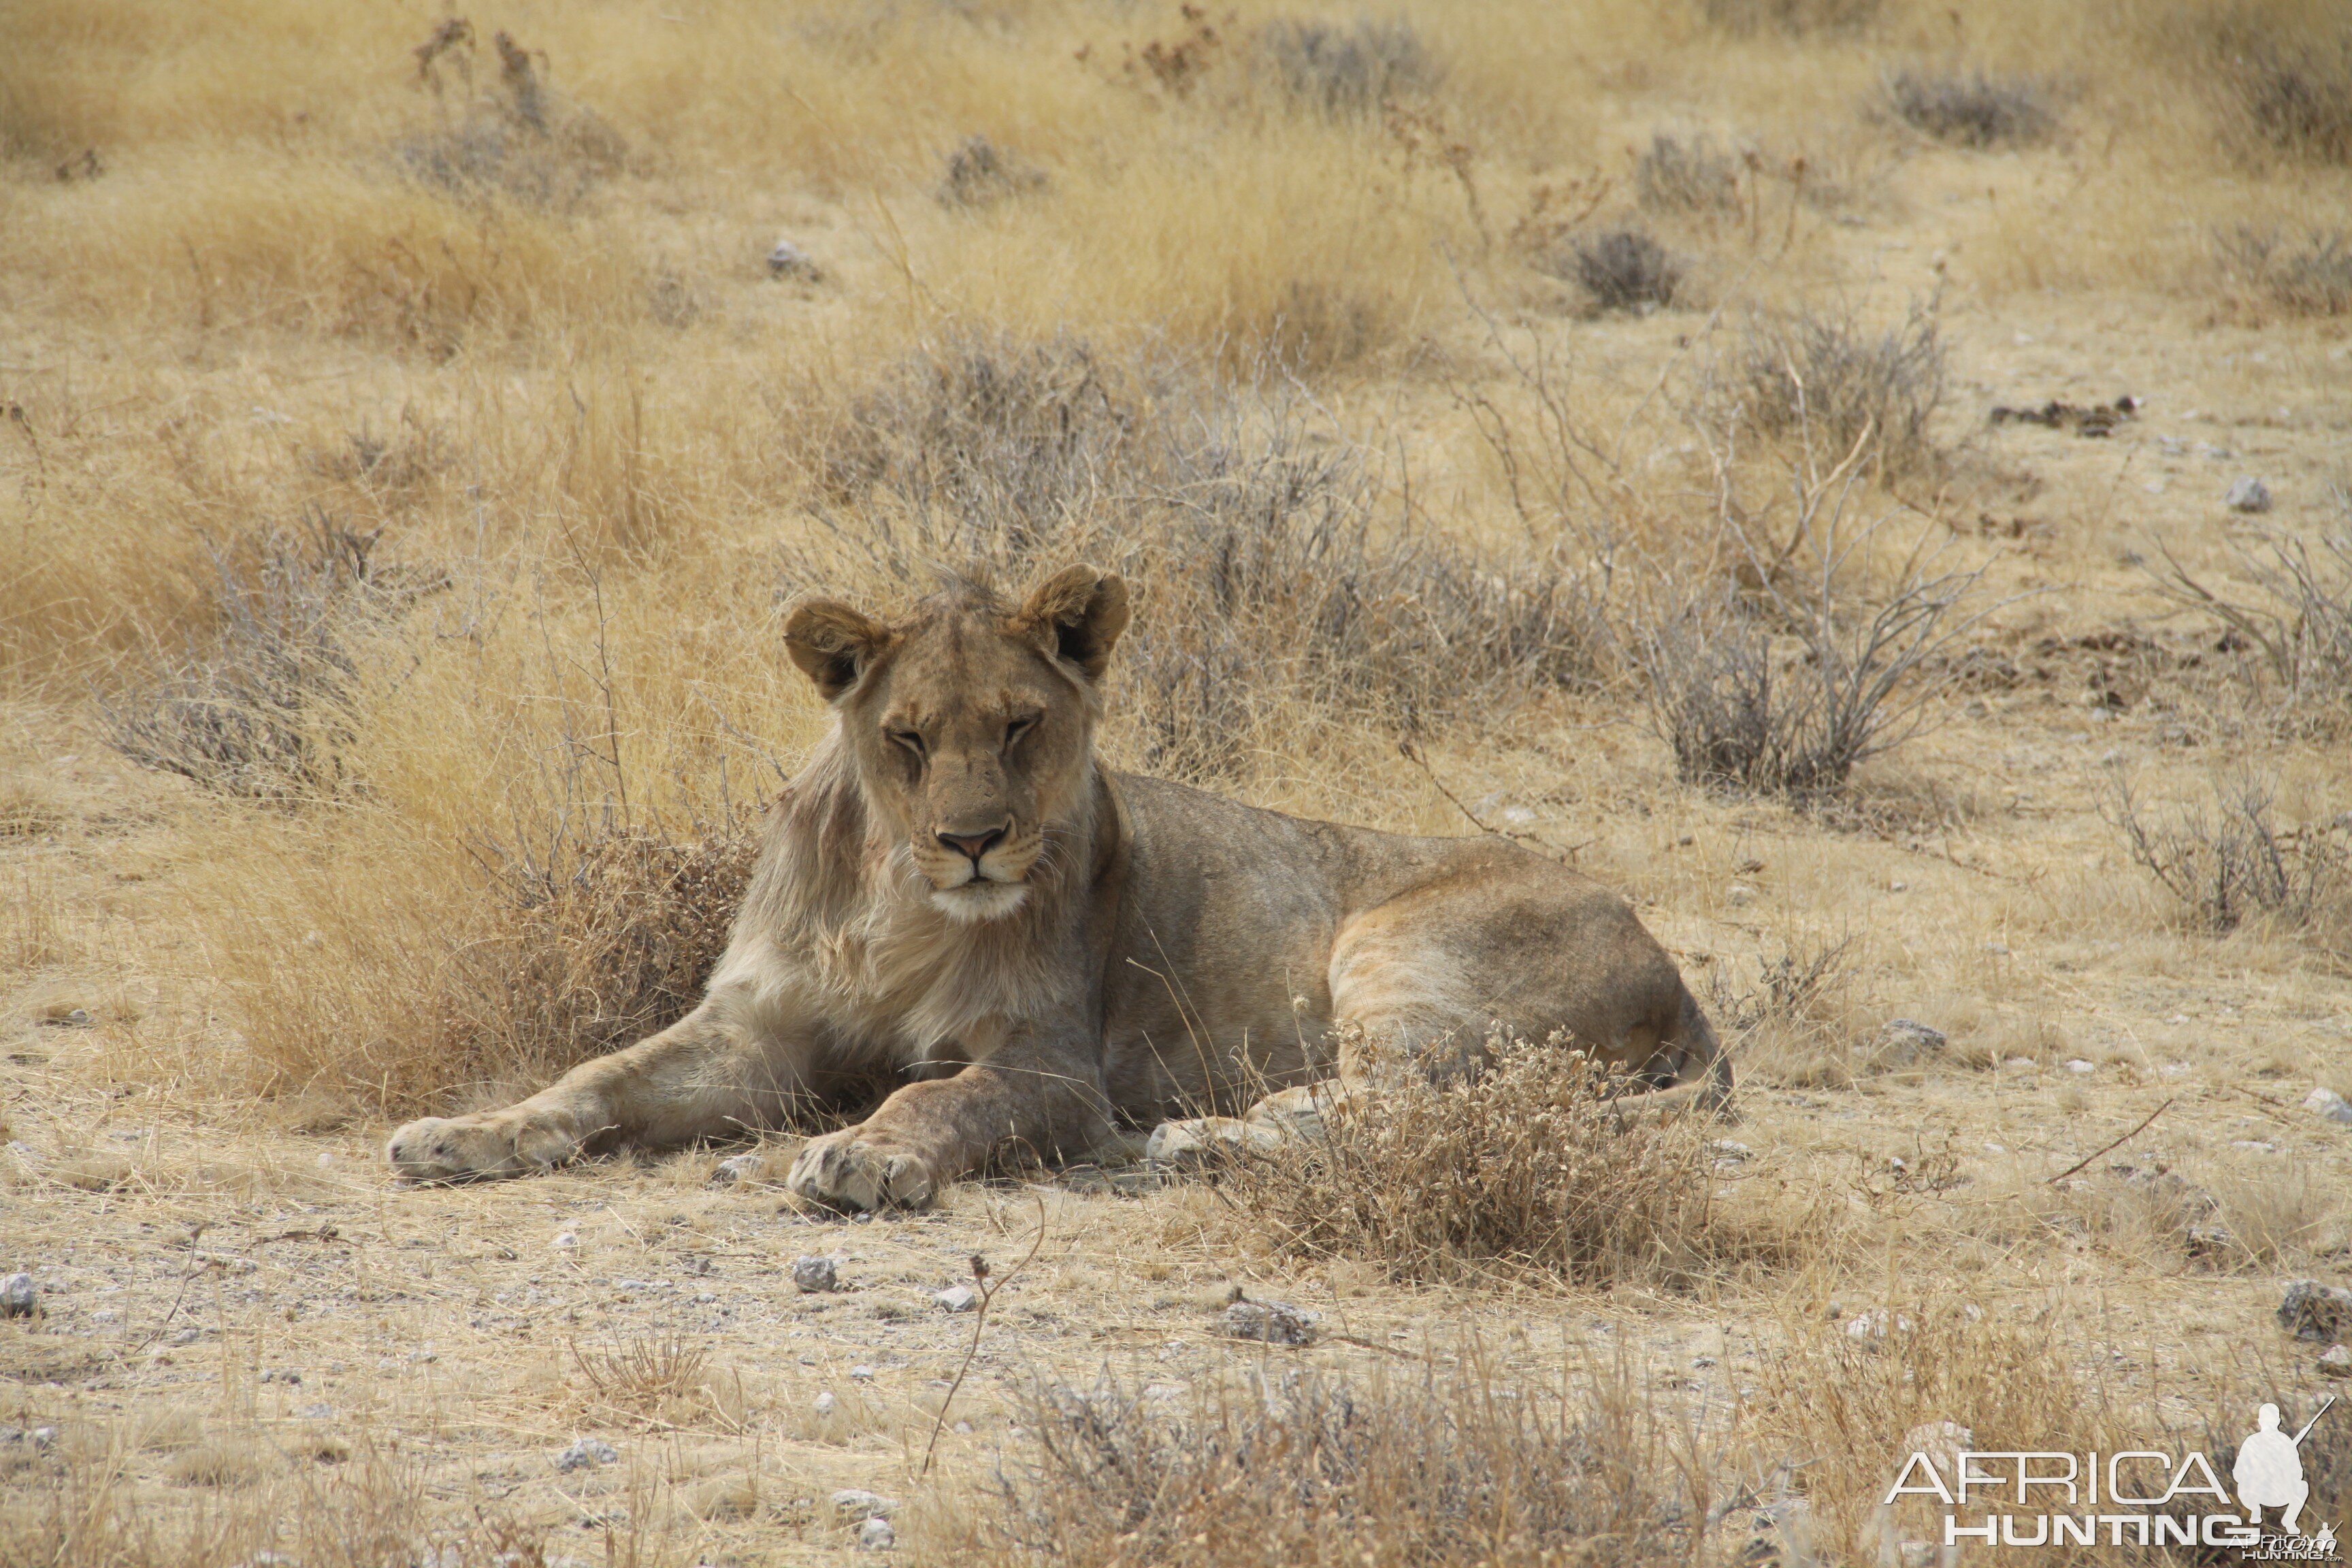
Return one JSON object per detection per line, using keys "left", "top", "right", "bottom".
{"left": 858, "top": 1517, "right": 896, "bottom": 1550}
{"left": 791, "top": 1256, "right": 839, "bottom": 1293}
{"left": 2319, "top": 1343, "right": 2351, "bottom": 1377}
{"left": 2306, "top": 1088, "right": 2352, "bottom": 1126}
{"left": 2065, "top": 1059, "right": 2096, "bottom": 1075}
{"left": 935, "top": 1284, "right": 979, "bottom": 1312}
{"left": 1879, "top": 1019, "right": 1947, "bottom": 1064}
{"left": 0, "top": 1273, "right": 37, "bottom": 1318}
{"left": 850, "top": 1365, "right": 875, "bottom": 1380}
{"left": 832, "top": 1488, "right": 899, "bottom": 1521}
{"left": 813, "top": 1391, "right": 838, "bottom": 1416}
{"left": 2226, "top": 476, "right": 2273, "bottom": 512}
{"left": 1218, "top": 1297, "right": 1318, "bottom": 1346}
{"left": 553, "top": 1439, "right": 618, "bottom": 1473}
{"left": 767, "top": 240, "right": 823, "bottom": 281}
{"left": 551, "top": 1231, "right": 579, "bottom": 1252}
{"left": 1726, "top": 883, "right": 1757, "bottom": 907}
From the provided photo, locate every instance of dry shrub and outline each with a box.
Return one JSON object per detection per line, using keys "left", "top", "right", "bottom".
{"left": 798, "top": 336, "right": 1604, "bottom": 780}
{"left": 1636, "top": 133, "right": 1743, "bottom": 216}
{"left": 101, "top": 516, "right": 407, "bottom": 801}
{"left": 1255, "top": 18, "right": 1441, "bottom": 116}
{"left": 1882, "top": 69, "right": 2057, "bottom": 148}
{"left": 1703, "top": 934, "right": 1876, "bottom": 1087}
{"left": 570, "top": 1332, "right": 718, "bottom": 1428}
{"left": 2202, "top": 1164, "right": 2345, "bottom": 1267}
{"left": 2227, "top": 35, "right": 2352, "bottom": 165}
{"left": 2146, "top": 510, "right": 2352, "bottom": 719}
{"left": 2108, "top": 774, "right": 2351, "bottom": 943}
{"left": 2217, "top": 227, "right": 2352, "bottom": 315}
{"left": 1737, "top": 302, "right": 1946, "bottom": 479}
{"left": 1745, "top": 1305, "right": 2121, "bottom": 1564}
{"left": 436, "top": 821, "right": 761, "bottom": 1105}
{"left": 1555, "top": 228, "right": 1683, "bottom": 312}
{"left": 395, "top": 23, "right": 628, "bottom": 209}
{"left": 960, "top": 1353, "right": 1704, "bottom": 1567}
{"left": 938, "top": 134, "right": 1049, "bottom": 208}
{"left": 1225, "top": 1032, "right": 1794, "bottom": 1288}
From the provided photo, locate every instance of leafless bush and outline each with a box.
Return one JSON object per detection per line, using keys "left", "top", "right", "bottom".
{"left": 796, "top": 335, "right": 1605, "bottom": 780}
{"left": 1737, "top": 301, "right": 1946, "bottom": 478}
{"left": 1256, "top": 18, "right": 1440, "bottom": 116}
{"left": 2217, "top": 227, "right": 2352, "bottom": 316}
{"left": 1636, "top": 133, "right": 1742, "bottom": 215}
{"left": 570, "top": 1331, "right": 719, "bottom": 1427}
{"left": 1697, "top": 0, "right": 1879, "bottom": 37}
{"left": 937, "top": 135, "right": 1048, "bottom": 208}
{"left": 2236, "top": 41, "right": 2352, "bottom": 165}
{"left": 1554, "top": 227, "right": 1682, "bottom": 312}
{"left": 962, "top": 1354, "right": 1705, "bottom": 1567}
{"left": 2144, "top": 513, "right": 2352, "bottom": 721}
{"left": 2107, "top": 774, "right": 2350, "bottom": 940}
{"left": 1703, "top": 934, "right": 1880, "bottom": 1087}
{"left": 1882, "top": 68, "right": 2056, "bottom": 148}
{"left": 396, "top": 22, "right": 626, "bottom": 208}
{"left": 102, "top": 514, "right": 400, "bottom": 800}
{"left": 1223, "top": 1030, "right": 1795, "bottom": 1288}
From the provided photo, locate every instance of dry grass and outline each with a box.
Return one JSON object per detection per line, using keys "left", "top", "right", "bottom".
{"left": 1224, "top": 1031, "right": 1806, "bottom": 1288}
{"left": 2109, "top": 773, "right": 2351, "bottom": 947}
{"left": 1882, "top": 67, "right": 2058, "bottom": 147}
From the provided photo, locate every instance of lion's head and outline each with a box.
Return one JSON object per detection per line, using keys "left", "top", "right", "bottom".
{"left": 783, "top": 566, "right": 1129, "bottom": 924}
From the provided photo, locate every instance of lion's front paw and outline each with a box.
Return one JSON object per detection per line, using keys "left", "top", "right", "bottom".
{"left": 785, "top": 1128, "right": 937, "bottom": 1211}
{"left": 386, "top": 1113, "right": 578, "bottom": 1183}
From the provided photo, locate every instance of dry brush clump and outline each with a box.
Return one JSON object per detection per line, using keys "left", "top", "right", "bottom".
{"left": 797, "top": 335, "right": 1607, "bottom": 780}
{"left": 1556, "top": 227, "right": 1684, "bottom": 312}
{"left": 1735, "top": 301, "right": 1948, "bottom": 480}
{"left": 1254, "top": 17, "right": 1442, "bottom": 117}
{"left": 2216, "top": 227, "right": 2352, "bottom": 316}
{"left": 958, "top": 1353, "right": 1706, "bottom": 1568}
{"left": 395, "top": 20, "right": 630, "bottom": 210}
{"left": 2107, "top": 774, "right": 2351, "bottom": 949}
{"left": 2146, "top": 509, "right": 2352, "bottom": 719}
{"left": 1224, "top": 1031, "right": 1801, "bottom": 1289}
{"left": 1882, "top": 67, "right": 2058, "bottom": 148}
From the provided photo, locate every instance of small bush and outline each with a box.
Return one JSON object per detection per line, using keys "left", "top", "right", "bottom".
{"left": 2236, "top": 42, "right": 2352, "bottom": 165}
{"left": 1224, "top": 1031, "right": 1789, "bottom": 1288}
{"left": 1558, "top": 227, "right": 1682, "bottom": 312}
{"left": 395, "top": 24, "right": 626, "bottom": 208}
{"left": 2108, "top": 774, "right": 2350, "bottom": 941}
{"left": 1737, "top": 303, "right": 1946, "bottom": 478}
{"left": 937, "top": 135, "right": 1047, "bottom": 208}
{"left": 2217, "top": 227, "right": 2352, "bottom": 316}
{"left": 1636, "top": 133, "right": 1742, "bottom": 215}
{"left": 1256, "top": 18, "right": 1439, "bottom": 116}
{"left": 2145, "top": 512, "right": 2352, "bottom": 719}
{"left": 800, "top": 335, "right": 1605, "bottom": 780}
{"left": 1882, "top": 69, "right": 2056, "bottom": 148}
{"left": 1697, "top": 0, "right": 1879, "bottom": 36}
{"left": 1703, "top": 934, "right": 1879, "bottom": 1087}
{"left": 964, "top": 1356, "right": 1703, "bottom": 1567}
{"left": 102, "top": 515, "right": 396, "bottom": 800}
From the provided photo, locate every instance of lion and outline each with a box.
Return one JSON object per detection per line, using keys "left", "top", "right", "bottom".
{"left": 387, "top": 566, "right": 1729, "bottom": 1207}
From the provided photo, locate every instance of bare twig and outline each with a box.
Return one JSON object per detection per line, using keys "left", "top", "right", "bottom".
{"left": 921, "top": 1189, "right": 1049, "bottom": 1477}
{"left": 2046, "top": 1099, "right": 2174, "bottom": 1185}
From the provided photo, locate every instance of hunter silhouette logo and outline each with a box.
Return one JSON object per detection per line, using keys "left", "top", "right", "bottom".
{"left": 2236, "top": 1399, "right": 2329, "bottom": 1533}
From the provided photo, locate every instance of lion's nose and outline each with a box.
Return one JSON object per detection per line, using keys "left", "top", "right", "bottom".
{"left": 936, "top": 826, "right": 1008, "bottom": 864}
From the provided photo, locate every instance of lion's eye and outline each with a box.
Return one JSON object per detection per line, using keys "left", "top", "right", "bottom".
{"left": 1004, "top": 715, "right": 1037, "bottom": 748}
{"left": 888, "top": 729, "right": 926, "bottom": 759}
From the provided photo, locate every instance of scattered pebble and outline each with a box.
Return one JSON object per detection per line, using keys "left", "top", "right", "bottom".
{"left": 2280, "top": 1280, "right": 2352, "bottom": 1342}
{"left": 813, "top": 1391, "right": 838, "bottom": 1416}
{"left": 858, "top": 1518, "right": 896, "bottom": 1550}
{"left": 553, "top": 1439, "right": 619, "bottom": 1473}
{"left": 791, "top": 1256, "right": 839, "bottom": 1293}
{"left": 259, "top": 1368, "right": 302, "bottom": 1385}
{"left": 2232, "top": 1140, "right": 2278, "bottom": 1154}
{"left": 1709, "top": 1139, "right": 1754, "bottom": 1168}
{"left": 2065, "top": 1059, "right": 2096, "bottom": 1075}
{"left": 1983, "top": 943, "right": 2010, "bottom": 957}
{"left": 832, "top": 1489, "right": 899, "bottom": 1522}
{"left": 934, "top": 1284, "right": 979, "bottom": 1313}
{"left": 1726, "top": 883, "right": 1758, "bottom": 908}
{"left": 551, "top": 1232, "right": 580, "bottom": 1253}
{"left": 851, "top": 1365, "right": 876, "bottom": 1380}
{"left": 1218, "top": 1296, "right": 1318, "bottom": 1346}
{"left": 2227, "top": 476, "right": 2273, "bottom": 512}
{"left": 2320, "top": 1344, "right": 2351, "bottom": 1377}
{"left": 1, "top": 1273, "right": 37, "bottom": 1318}
{"left": 766, "top": 239, "right": 823, "bottom": 281}
{"left": 1879, "top": 1019, "right": 1948, "bottom": 1064}
{"left": 2306, "top": 1088, "right": 2352, "bottom": 1126}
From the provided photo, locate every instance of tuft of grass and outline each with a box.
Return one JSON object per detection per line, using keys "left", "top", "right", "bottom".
{"left": 1558, "top": 227, "right": 1683, "bottom": 312}
{"left": 1255, "top": 18, "right": 1441, "bottom": 116}
{"left": 1703, "top": 934, "right": 1878, "bottom": 1087}
{"left": 1697, "top": 0, "right": 1880, "bottom": 37}
{"left": 938, "top": 134, "right": 1049, "bottom": 208}
{"left": 1223, "top": 1030, "right": 1796, "bottom": 1288}
{"left": 1636, "top": 133, "right": 1744, "bottom": 215}
{"left": 1882, "top": 68, "right": 2057, "bottom": 148}
{"left": 394, "top": 23, "right": 627, "bottom": 210}
{"left": 957, "top": 1352, "right": 1705, "bottom": 1567}
{"left": 570, "top": 1331, "right": 717, "bottom": 1427}
{"left": 2232, "top": 37, "right": 2352, "bottom": 165}
{"left": 1737, "top": 301, "right": 1946, "bottom": 479}
{"left": 2146, "top": 509, "right": 2352, "bottom": 721}
{"left": 2217, "top": 227, "right": 2352, "bottom": 315}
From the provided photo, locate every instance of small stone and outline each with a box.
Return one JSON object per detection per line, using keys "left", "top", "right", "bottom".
{"left": 2306, "top": 1088, "right": 2352, "bottom": 1126}
{"left": 2226, "top": 476, "right": 2272, "bottom": 513}
{"left": 2065, "top": 1058, "right": 2096, "bottom": 1075}
{"left": 1726, "top": 883, "right": 1757, "bottom": 907}
{"left": 1984, "top": 943, "right": 2010, "bottom": 956}
{"left": 934, "top": 1284, "right": 979, "bottom": 1312}
{"left": 2320, "top": 1344, "right": 2352, "bottom": 1377}
{"left": 2281, "top": 1280, "right": 2352, "bottom": 1341}
{"left": 551, "top": 1231, "right": 580, "bottom": 1252}
{"left": 850, "top": 1365, "right": 875, "bottom": 1380}
{"left": 0, "top": 1273, "right": 37, "bottom": 1318}
{"left": 554, "top": 1439, "right": 619, "bottom": 1473}
{"left": 858, "top": 1517, "right": 895, "bottom": 1550}
{"left": 710, "top": 1154, "right": 768, "bottom": 1188}
{"left": 833, "top": 1488, "right": 899, "bottom": 1522}
{"left": 813, "top": 1391, "right": 837, "bottom": 1416}
{"left": 1878, "top": 1019, "right": 1948, "bottom": 1064}
{"left": 1143, "top": 1116, "right": 1283, "bottom": 1168}
{"left": 1218, "top": 1296, "right": 1318, "bottom": 1346}
{"left": 766, "top": 240, "right": 823, "bottom": 281}
{"left": 791, "top": 1256, "right": 839, "bottom": 1293}
{"left": 2186, "top": 1222, "right": 2235, "bottom": 1260}
{"left": 1708, "top": 1139, "right": 1754, "bottom": 1166}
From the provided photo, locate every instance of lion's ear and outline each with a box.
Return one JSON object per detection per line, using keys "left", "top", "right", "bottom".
{"left": 1015, "top": 566, "right": 1129, "bottom": 681}
{"left": 784, "top": 599, "right": 889, "bottom": 701}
